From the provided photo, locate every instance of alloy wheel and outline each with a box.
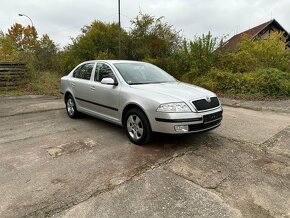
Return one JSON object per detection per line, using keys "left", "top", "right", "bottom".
{"left": 67, "top": 98, "right": 75, "bottom": 116}
{"left": 127, "top": 114, "right": 144, "bottom": 140}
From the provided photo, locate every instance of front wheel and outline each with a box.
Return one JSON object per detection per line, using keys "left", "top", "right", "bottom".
{"left": 65, "top": 95, "right": 79, "bottom": 118}
{"left": 124, "top": 108, "right": 152, "bottom": 145}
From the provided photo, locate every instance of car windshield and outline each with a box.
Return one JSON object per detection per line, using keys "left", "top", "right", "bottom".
{"left": 114, "top": 62, "right": 176, "bottom": 85}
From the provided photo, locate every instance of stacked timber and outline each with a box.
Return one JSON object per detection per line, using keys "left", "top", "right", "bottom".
{"left": 0, "top": 62, "right": 27, "bottom": 91}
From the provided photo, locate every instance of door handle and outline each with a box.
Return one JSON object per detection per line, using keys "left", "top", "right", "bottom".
{"left": 90, "top": 86, "right": 95, "bottom": 91}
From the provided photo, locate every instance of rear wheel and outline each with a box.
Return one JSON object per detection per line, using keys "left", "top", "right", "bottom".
{"left": 124, "top": 108, "right": 152, "bottom": 145}
{"left": 65, "top": 95, "right": 79, "bottom": 118}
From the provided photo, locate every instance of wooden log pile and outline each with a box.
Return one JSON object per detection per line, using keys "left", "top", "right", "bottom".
{"left": 0, "top": 62, "right": 27, "bottom": 92}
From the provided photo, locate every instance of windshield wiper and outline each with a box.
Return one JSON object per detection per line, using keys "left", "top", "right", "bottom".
{"left": 130, "top": 81, "right": 174, "bottom": 85}
{"left": 129, "top": 82, "right": 147, "bottom": 85}
{"left": 149, "top": 81, "right": 172, "bottom": 84}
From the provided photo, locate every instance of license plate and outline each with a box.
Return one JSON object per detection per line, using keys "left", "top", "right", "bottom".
{"left": 203, "top": 111, "right": 222, "bottom": 123}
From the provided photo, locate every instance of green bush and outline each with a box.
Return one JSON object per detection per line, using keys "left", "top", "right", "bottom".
{"left": 2, "top": 14, "right": 290, "bottom": 99}
{"left": 191, "top": 68, "right": 290, "bottom": 98}
{"left": 143, "top": 57, "right": 185, "bottom": 79}
{"left": 219, "top": 32, "right": 290, "bottom": 73}
{"left": 26, "top": 71, "right": 62, "bottom": 96}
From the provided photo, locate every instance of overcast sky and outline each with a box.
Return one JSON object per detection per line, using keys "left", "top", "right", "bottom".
{"left": 1, "top": 0, "right": 289, "bottom": 48}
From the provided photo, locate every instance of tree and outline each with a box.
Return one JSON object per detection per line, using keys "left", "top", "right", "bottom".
{"left": 175, "top": 32, "right": 220, "bottom": 81}
{"left": 189, "top": 32, "right": 220, "bottom": 75}
{"left": 7, "top": 23, "right": 37, "bottom": 52}
{"left": 0, "top": 31, "right": 19, "bottom": 61}
{"left": 33, "top": 34, "right": 59, "bottom": 71}
{"left": 61, "top": 20, "right": 128, "bottom": 72}
{"left": 0, "top": 23, "right": 60, "bottom": 72}
{"left": 129, "top": 12, "right": 181, "bottom": 60}
{"left": 220, "top": 32, "right": 290, "bottom": 72}
{"left": 0, "top": 23, "right": 38, "bottom": 63}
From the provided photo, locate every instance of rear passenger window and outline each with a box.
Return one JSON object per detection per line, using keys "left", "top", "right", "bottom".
{"left": 73, "top": 63, "right": 94, "bottom": 80}
{"left": 94, "top": 63, "right": 116, "bottom": 82}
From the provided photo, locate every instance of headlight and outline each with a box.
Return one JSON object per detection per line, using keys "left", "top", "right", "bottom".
{"left": 156, "top": 102, "right": 192, "bottom": 113}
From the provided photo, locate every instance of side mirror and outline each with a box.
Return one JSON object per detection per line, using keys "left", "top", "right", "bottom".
{"left": 100, "top": 77, "right": 118, "bottom": 86}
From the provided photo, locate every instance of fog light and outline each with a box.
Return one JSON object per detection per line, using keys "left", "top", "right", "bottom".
{"left": 174, "top": 125, "right": 189, "bottom": 132}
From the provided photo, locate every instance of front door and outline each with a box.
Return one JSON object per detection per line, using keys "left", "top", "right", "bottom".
{"left": 87, "top": 63, "right": 121, "bottom": 122}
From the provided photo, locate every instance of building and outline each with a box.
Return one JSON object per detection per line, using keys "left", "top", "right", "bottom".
{"left": 218, "top": 19, "right": 290, "bottom": 53}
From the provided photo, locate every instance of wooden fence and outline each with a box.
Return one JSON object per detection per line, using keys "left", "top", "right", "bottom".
{"left": 0, "top": 62, "right": 27, "bottom": 91}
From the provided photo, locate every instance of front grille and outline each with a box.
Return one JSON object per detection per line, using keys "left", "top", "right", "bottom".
{"left": 192, "top": 97, "right": 220, "bottom": 111}
{"left": 203, "top": 111, "right": 223, "bottom": 123}
{"left": 188, "top": 119, "right": 221, "bottom": 132}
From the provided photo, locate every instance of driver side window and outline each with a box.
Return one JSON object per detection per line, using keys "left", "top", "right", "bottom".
{"left": 94, "top": 63, "right": 116, "bottom": 82}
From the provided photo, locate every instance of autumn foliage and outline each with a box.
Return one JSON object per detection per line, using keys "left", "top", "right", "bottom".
{"left": 0, "top": 23, "right": 58, "bottom": 71}
{"left": 0, "top": 12, "right": 289, "bottom": 98}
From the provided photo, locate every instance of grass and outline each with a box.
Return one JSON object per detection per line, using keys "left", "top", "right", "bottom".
{"left": 26, "top": 71, "right": 62, "bottom": 96}
{"left": 0, "top": 90, "right": 26, "bottom": 97}
{"left": 0, "top": 71, "right": 62, "bottom": 97}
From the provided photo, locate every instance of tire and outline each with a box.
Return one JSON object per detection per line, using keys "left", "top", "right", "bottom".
{"left": 124, "top": 108, "right": 152, "bottom": 145}
{"left": 65, "top": 94, "right": 79, "bottom": 118}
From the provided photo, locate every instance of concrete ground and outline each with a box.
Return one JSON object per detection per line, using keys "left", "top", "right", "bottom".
{"left": 0, "top": 96, "right": 290, "bottom": 218}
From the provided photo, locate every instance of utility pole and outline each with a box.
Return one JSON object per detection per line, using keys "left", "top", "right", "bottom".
{"left": 118, "top": 0, "right": 121, "bottom": 59}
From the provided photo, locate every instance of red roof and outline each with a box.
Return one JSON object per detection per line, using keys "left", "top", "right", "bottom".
{"left": 218, "top": 20, "right": 273, "bottom": 52}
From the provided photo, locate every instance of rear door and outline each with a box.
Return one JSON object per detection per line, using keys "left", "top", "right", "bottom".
{"left": 70, "top": 62, "right": 95, "bottom": 110}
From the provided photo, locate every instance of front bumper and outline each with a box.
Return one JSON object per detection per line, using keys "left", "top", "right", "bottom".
{"left": 150, "top": 107, "right": 223, "bottom": 134}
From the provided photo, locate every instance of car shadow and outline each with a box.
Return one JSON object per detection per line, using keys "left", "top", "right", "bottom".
{"left": 79, "top": 112, "right": 209, "bottom": 152}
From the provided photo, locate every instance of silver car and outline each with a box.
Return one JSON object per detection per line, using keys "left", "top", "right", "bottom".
{"left": 60, "top": 60, "right": 223, "bottom": 144}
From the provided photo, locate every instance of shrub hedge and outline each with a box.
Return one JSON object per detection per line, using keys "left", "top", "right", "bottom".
{"left": 189, "top": 68, "right": 290, "bottom": 98}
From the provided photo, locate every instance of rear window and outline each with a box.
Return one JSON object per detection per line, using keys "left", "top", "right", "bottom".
{"left": 73, "top": 63, "right": 94, "bottom": 80}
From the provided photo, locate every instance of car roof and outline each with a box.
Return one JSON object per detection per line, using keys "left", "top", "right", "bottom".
{"left": 85, "top": 60, "right": 145, "bottom": 65}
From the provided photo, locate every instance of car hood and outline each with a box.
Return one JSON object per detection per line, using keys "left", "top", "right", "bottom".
{"left": 130, "top": 81, "right": 216, "bottom": 103}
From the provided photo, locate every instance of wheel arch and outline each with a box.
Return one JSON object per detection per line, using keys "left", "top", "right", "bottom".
{"left": 121, "top": 103, "right": 152, "bottom": 128}
{"left": 64, "top": 91, "right": 73, "bottom": 103}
